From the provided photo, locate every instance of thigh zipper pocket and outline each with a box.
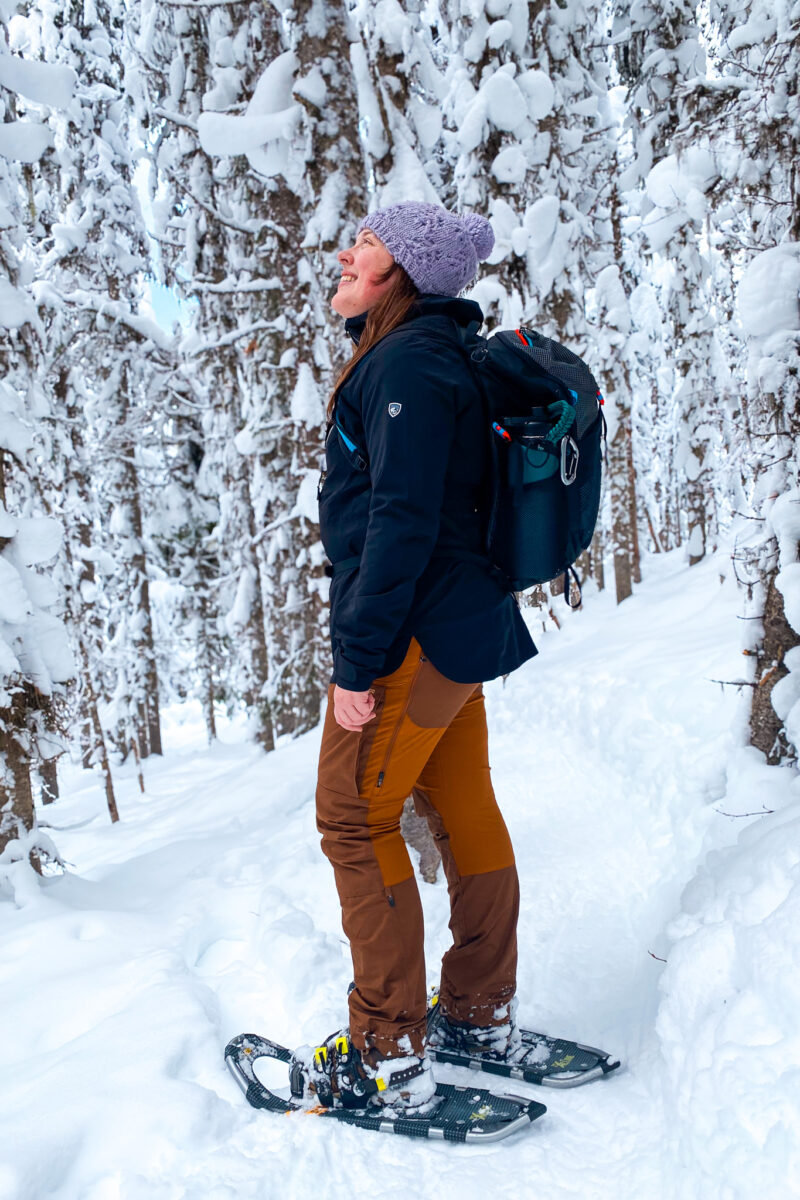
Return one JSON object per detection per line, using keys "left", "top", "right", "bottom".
{"left": 375, "top": 653, "right": 426, "bottom": 789}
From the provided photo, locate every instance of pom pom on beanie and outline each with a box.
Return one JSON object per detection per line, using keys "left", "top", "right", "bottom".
{"left": 462, "top": 212, "right": 495, "bottom": 261}
{"left": 357, "top": 201, "right": 494, "bottom": 297}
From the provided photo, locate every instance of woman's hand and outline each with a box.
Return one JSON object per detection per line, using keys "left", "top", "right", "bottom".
{"left": 333, "top": 684, "right": 376, "bottom": 732}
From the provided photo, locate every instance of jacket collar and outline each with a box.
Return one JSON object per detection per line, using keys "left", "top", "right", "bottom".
{"left": 344, "top": 294, "right": 484, "bottom": 346}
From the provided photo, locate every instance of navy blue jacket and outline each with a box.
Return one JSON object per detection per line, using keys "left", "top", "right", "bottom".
{"left": 319, "top": 294, "right": 537, "bottom": 691}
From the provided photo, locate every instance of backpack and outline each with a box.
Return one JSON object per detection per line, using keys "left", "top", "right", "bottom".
{"left": 447, "top": 321, "right": 606, "bottom": 605}
{"left": 325, "top": 320, "right": 606, "bottom": 607}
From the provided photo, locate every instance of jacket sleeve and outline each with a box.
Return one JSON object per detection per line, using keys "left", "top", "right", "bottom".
{"left": 331, "top": 336, "right": 457, "bottom": 691}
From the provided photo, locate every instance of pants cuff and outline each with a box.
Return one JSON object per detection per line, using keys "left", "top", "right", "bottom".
{"left": 438, "top": 980, "right": 516, "bottom": 1027}
{"left": 349, "top": 1022, "right": 427, "bottom": 1059}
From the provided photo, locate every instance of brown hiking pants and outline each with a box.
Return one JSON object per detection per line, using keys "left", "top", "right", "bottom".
{"left": 316, "top": 636, "right": 519, "bottom": 1058}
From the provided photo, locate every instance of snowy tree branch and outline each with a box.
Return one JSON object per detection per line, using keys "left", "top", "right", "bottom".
{"left": 32, "top": 284, "right": 173, "bottom": 351}
{"left": 190, "top": 320, "right": 284, "bottom": 353}
{"left": 153, "top": 107, "right": 198, "bottom": 134}
{"left": 159, "top": 166, "right": 287, "bottom": 239}
{"left": 159, "top": 0, "right": 254, "bottom": 7}
{"left": 192, "top": 278, "right": 282, "bottom": 294}
{"left": 252, "top": 512, "right": 299, "bottom": 545}
{"left": 714, "top": 806, "right": 775, "bottom": 817}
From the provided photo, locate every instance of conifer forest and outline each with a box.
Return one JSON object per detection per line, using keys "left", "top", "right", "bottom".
{"left": 3, "top": 3, "right": 800, "bottom": 1195}
{"left": 0, "top": 0, "right": 798, "bottom": 870}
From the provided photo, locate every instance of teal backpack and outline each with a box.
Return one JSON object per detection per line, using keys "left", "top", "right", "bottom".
{"left": 451, "top": 323, "right": 606, "bottom": 605}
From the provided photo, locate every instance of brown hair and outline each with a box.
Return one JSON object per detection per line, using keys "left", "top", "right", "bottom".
{"left": 326, "top": 264, "right": 419, "bottom": 418}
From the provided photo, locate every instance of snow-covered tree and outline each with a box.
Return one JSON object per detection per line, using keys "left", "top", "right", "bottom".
{"left": 431, "top": 0, "right": 642, "bottom": 603}
{"left": 594, "top": 254, "right": 640, "bottom": 603}
{"left": 698, "top": 0, "right": 800, "bottom": 761}
{"left": 615, "top": 0, "right": 723, "bottom": 566}
{"left": 146, "top": 380, "right": 224, "bottom": 743}
{"left": 135, "top": 0, "right": 374, "bottom": 743}
{"left": 738, "top": 246, "right": 800, "bottom": 762}
{"left": 18, "top": 0, "right": 171, "bottom": 800}
{"left": 0, "top": 7, "right": 76, "bottom": 871}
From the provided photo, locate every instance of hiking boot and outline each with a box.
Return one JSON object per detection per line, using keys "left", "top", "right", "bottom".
{"left": 427, "top": 994, "right": 525, "bottom": 1062}
{"left": 290, "top": 1030, "right": 437, "bottom": 1114}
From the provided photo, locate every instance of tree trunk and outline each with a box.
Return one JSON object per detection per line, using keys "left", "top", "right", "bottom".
{"left": 244, "top": 464, "right": 275, "bottom": 754}
{"left": 205, "top": 674, "right": 217, "bottom": 743}
{"left": 129, "top": 732, "right": 146, "bottom": 795}
{"left": 685, "top": 449, "right": 711, "bottom": 567}
{"left": 62, "top": 367, "right": 121, "bottom": 789}
{"left": 575, "top": 549, "right": 592, "bottom": 584}
{"left": 608, "top": 178, "right": 641, "bottom": 599}
{"left": 81, "top": 647, "right": 119, "bottom": 823}
{"left": 750, "top": 561, "right": 800, "bottom": 764}
{"left": 401, "top": 797, "right": 440, "bottom": 884}
{"left": 592, "top": 526, "right": 606, "bottom": 592}
{"left": 0, "top": 690, "right": 38, "bottom": 871}
{"left": 127, "top": 455, "right": 162, "bottom": 757}
{"left": 39, "top": 758, "right": 59, "bottom": 805}
{"left": 626, "top": 419, "right": 642, "bottom": 584}
{"left": 611, "top": 416, "right": 634, "bottom": 605}
{"left": 199, "top": 593, "right": 218, "bottom": 742}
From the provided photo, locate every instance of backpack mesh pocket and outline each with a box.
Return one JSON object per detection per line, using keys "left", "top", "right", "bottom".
{"left": 491, "top": 410, "right": 602, "bottom": 590}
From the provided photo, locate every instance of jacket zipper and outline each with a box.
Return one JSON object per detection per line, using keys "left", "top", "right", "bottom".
{"left": 318, "top": 423, "right": 337, "bottom": 499}
{"left": 375, "top": 653, "right": 426, "bottom": 789}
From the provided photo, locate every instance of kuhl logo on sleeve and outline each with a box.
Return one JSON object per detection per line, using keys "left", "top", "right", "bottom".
{"left": 387, "top": 402, "right": 402, "bottom": 418}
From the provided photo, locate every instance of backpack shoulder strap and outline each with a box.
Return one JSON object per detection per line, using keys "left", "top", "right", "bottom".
{"left": 448, "top": 319, "right": 504, "bottom": 573}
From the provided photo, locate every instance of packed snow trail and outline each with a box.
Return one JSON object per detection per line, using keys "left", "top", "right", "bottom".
{"left": 1, "top": 548, "right": 798, "bottom": 1200}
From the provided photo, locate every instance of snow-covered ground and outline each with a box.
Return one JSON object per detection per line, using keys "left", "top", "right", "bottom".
{"left": 1, "top": 548, "right": 798, "bottom": 1200}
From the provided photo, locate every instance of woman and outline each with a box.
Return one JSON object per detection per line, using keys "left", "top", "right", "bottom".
{"left": 304, "top": 202, "right": 537, "bottom": 1113}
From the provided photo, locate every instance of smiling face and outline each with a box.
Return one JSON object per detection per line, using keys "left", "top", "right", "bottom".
{"left": 331, "top": 228, "right": 397, "bottom": 318}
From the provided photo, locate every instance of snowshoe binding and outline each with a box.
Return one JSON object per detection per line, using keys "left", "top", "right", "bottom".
{"left": 290, "top": 1030, "right": 438, "bottom": 1115}
{"left": 427, "top": 995, "right": 524, "bottom": 1061}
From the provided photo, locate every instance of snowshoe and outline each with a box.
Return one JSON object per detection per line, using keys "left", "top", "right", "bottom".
{"left": 225, "top": 1033, "right": 546, "bottom": 1143}
{"left": 426, "top": 992, "right": 621, "bottom": 1088}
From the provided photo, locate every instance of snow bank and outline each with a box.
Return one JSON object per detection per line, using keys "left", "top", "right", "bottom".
{"left": 657, "top": 751, "right": 800, "bottom": 1198}
{"left": 0, "top": 549, "right": 797, "bottom": 1197}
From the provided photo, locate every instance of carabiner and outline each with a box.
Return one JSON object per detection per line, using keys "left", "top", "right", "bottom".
{"left": 560, "top": 436, "right": 579, "bottom": 485}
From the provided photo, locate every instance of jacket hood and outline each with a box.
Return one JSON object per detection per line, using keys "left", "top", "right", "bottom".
{"left": 344, "top": 294, "right": 484, "bottom": 346}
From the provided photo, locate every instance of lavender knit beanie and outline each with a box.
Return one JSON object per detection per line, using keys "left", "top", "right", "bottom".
{"left": 358, "top": 201, "right": 495, "bottom": 297}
